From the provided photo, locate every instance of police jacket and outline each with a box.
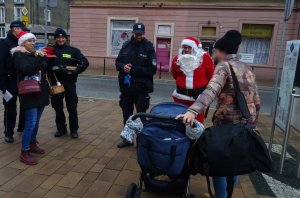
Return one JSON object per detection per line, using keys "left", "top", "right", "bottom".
{"left": 51, "top": 44, "right": 89, "bottom": 83}
{"left": 116, "top": 37, "right": 157, "bottom": 94}
{"left": 0, "top": 31, "right": 18, "bottom": 92}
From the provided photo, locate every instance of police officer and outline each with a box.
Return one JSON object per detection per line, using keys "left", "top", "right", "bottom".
{"left": 0, "top": 21, "right": 27, "bottom": 143}
{"left": 116, "top": 23, "right": 157, "bottom": 148}
{"left": 51, "top": 28, "right": 89, "bottom": 139}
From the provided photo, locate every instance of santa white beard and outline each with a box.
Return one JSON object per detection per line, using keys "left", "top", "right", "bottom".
{"left": 177, "top": 49, "right": 204, "bottom": 75}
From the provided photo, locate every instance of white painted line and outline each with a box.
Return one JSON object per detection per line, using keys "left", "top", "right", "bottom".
{"left": 266, "top": 143, "right": 294, "bottom": 160}
{"left": 262, "top": 174, "right": 300, "bottom": 198}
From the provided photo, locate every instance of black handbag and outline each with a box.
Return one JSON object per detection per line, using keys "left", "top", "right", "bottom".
{"left": 188, "top": 63, "right": 273, "bottom": 197}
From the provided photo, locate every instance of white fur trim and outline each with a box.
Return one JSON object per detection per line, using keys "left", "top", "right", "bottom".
{"left": 185, "top": 72, "right": 194, "bottom": 89}
{"left": 10, "top": 46, "right": 30, "bottom": 55}
{"left": 181, "top": 39, "right": 197, "bottom": 50}
{"left": 18, "top": 33, "right": 36, "bottom": 46}
{"left": 172, "top": 90, "right": 195, "bottom": 101}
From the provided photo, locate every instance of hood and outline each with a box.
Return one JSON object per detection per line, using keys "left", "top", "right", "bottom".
{"left": 10, "top": 46, "right": 31, "bottom": 56}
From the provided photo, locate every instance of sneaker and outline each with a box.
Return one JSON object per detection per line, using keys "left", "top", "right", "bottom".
{"left": 30, "top": 141, "right": 45, "bottom": 154}
{"left": 5, "top": 136, "right": 14, "bottom": 143}
{"left": 117, "top": 139, "right": 133, "bottom": 148}
{"left": 54, "top": 129, "right": 67, "bottom": 137}
{"left": 71, "top": 131, "right": 78, "bottom": 139}
{"left": 20, "top": 150, "right": 37, "bottom": 165}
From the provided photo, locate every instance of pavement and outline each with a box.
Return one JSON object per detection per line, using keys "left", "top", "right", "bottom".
{"left": 0, "top": 75, "right": 299, "bottom": 198}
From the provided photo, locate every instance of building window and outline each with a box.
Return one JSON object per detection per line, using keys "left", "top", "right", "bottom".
{"left": 239, "top": 24, "right": 274, "bottom": 65}
{"left": 202, "top": 26, "right": 217, "bottom": 37}
{"left": 0, "top": 26, "right": 5, "bottom": 38}
{"left": 109, "top": 19, "right": 136, "bottom": 56}
{"left": 0, "top": 0, "right": 4, "bottom": 4}
{"left": 155, "top": 23, "right": 174, "bottom": 36}
{"left": 14, "top": 7, "right": 23, "bottom": 21}
{"left": 14, "top": 0, "right": 24, "bottom": 4}
{"left": 0, "top": 7, "right": 4, "bottom": 24}
{"left": 157, "top": 25, "right": 171, "bottom": 35}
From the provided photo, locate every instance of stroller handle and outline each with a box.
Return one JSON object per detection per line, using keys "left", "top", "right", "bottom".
{"left": 132, "top": 112, "right": 197, "bottom": 127}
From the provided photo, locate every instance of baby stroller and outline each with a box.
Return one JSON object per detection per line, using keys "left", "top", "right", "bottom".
{"left": 126, "top": 102, "right": 194, "bottom": 198}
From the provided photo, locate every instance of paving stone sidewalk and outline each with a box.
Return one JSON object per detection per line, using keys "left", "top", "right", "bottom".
{"left": 0, "top": 98, "right": 299, "bottom": 198}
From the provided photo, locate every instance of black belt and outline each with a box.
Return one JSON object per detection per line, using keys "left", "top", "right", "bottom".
{"left": 176, "top": 86, "right": 206, "bottom": 100}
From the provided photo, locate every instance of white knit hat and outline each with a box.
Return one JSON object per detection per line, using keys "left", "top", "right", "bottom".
{"left": 17, "top": 31, "right": 36, "bottom": 46}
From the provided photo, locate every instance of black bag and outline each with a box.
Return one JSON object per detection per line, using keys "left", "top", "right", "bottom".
{"left": 189, "top": 63, "right": 273, "bottom": 197}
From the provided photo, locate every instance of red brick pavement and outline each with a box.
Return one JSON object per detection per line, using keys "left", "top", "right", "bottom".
{"left": 0, "top": 98, "right": 297, "bottom": 198}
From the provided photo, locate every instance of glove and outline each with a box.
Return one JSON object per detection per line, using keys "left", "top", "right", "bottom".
{"left": 123, "top": 74, "right": 131, "bottom": 87}
{"left": 71, "top": 67, "right": 82, "bottom": 75}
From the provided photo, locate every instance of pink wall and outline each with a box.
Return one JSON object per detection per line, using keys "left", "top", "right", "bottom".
{"left": 69, "top": 6, "right": 300, "bottom": 79}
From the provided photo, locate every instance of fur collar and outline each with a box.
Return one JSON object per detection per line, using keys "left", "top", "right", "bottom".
{"left": 10, "top": 46, "right": 32, "bottom": 56}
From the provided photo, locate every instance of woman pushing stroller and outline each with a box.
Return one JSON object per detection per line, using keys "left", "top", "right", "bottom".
{"left": 177, "top": 30, "right": 261, "bottom": 198}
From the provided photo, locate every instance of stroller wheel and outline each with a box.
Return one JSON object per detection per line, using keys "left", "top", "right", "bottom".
{"left": 134, "top": 190, "right": 141, "bottom": 198}
{"left": 126, "top": 183, "right": 138, "bottom": 198}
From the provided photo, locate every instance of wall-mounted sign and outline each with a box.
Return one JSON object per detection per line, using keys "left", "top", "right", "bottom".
{"left": 239, "top": 53, "right": 255, "bottom": 64}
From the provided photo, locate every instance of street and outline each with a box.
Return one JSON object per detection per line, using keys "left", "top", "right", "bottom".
{"left": 77, "top": 75, "right": 274, "bottom": 114}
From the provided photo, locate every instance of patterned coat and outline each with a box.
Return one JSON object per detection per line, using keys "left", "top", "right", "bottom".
{"left": 189, "top": 54, "right": 260, "bottom": 126}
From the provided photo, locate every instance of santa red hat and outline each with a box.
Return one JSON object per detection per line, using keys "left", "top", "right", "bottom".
{"left": 17, "top": 31, "right": 36, "bottom": 46}
{"left": 181, "top": 37, "right": 202, "bottom": 51}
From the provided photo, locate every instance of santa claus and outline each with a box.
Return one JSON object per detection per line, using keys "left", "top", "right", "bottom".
{"left": 172, "top": 37, "right": 214, "bottom": 123}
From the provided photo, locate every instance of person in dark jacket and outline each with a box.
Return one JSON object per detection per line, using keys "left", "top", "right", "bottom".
{"left": 116, "top": 23, "right": 157, "bottom": 148}
{"left": 0, "top": 21, "right": 27, "bottom": 143}
{"left": 50, "top": 28, "right": 89, "bottom": 139}
{"left": 11, "top": 31, "right": 49, "bottom": 165}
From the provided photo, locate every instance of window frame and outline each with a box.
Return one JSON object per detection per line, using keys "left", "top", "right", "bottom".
{"left": 153, "top": 22, "right": 175, "bottom": 71}
{"left": 106, "top": 16, "right": 138, "bottom": 57}
{"left": 0, "top": 6, "right": 5, "bottom": 24}
{"left": 238, "top": 20, "right": 278, "bottom": 67}
{"left": 0, "top": 26, "right": 5, "bottom": 38}
{"left": 14, "top": 6, "right": 23, "bottom": 21}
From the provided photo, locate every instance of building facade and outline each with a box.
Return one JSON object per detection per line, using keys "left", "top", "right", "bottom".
{"left": 0, "top": 0, "right": 71, "bottom": 39}
{"left": 71, "top": 1, "right": 299, "bottom": 79}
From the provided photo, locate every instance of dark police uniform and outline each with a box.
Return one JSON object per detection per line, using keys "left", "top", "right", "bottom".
{"left": 0, "top": 31, "right": 25, "bottom": 142}
{"left": 116, "top": 37, "right": 157, "bottom": 125}
{"left": 51, "top": 43, "right": 89, "bottom": 137}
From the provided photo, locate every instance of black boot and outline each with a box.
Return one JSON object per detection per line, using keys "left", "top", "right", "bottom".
{"left": 117, "top": 139, "right": 133, "bottom": 148}
{"left": 5, "top": 136, "right": 14, "bottom": 143}
{"left": 71, "top": 131, "right": 78, "bottom": 139}
{"left": 54, "top": 128, "right": 67, "bottom": 137}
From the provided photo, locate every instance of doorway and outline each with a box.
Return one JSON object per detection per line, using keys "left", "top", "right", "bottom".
{"left": 201, "top": 39, "right": 216, "bottom": 56}
{"left": 156, "top": 38, "right": 172, "bottom": 72}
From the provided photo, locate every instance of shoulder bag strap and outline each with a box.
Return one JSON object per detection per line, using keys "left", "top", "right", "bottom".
{"left": 228, "top": 63, "right": 251, "bottom": 119}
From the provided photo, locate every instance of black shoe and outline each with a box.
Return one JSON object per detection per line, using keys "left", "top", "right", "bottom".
{"left": 5, "top": 136, "right": 14, "bottom": 143}
{"left": 117, "top": 139, "right": 133, "bottom": 148}
{"left": 54, "top": 129, "right": 67, "bottom": 137}
{"left": 17, "top": 128, "right": 24, "bottom": 133}
{"left": 71, "top": 132, "right": 78, "bottom": 139}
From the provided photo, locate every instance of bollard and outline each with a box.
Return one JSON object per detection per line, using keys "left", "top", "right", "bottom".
{"left": 103, "top": 58, "right": 106, "bottom": 75}
{"left": 159, "top": 62, "right": 162, "bottom": 79}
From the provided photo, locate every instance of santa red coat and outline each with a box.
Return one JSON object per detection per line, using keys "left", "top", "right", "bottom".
{"left": 171, "top": 52, "right": 214, "bottom": 123}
